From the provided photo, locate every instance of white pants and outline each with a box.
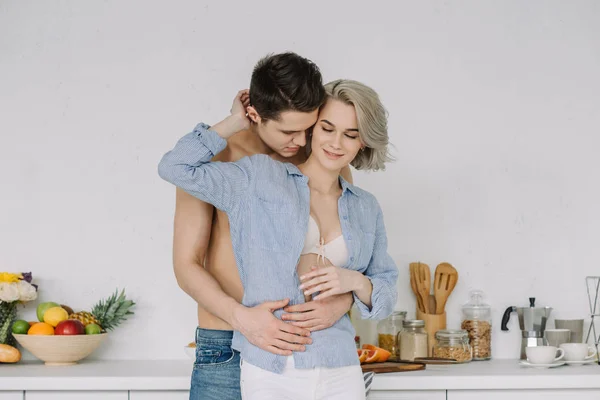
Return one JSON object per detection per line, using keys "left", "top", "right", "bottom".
{"left": 240, "top": 356, "right": 366, "bottom": 400}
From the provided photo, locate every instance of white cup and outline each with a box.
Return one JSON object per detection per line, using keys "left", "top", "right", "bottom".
{"left": 526, "top": 346, "right": 564, "bottom": 364}
{"left": 559, "top": 343, "right": 597, "bottom": 362}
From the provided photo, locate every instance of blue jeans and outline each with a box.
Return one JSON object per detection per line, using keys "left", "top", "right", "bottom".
{"left": 189, "top": 328, "right": 241, "bottom": 400}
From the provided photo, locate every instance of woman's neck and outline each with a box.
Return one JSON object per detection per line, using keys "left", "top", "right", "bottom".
{"left": 299, "top": 156, "right": 342, "bottom": 195}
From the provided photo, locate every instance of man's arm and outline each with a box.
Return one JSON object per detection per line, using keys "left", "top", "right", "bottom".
{"left": 172, "top": 187, "right": 239, "bottom": 320}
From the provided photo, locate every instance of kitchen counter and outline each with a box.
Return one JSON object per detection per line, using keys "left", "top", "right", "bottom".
{"left": 1, "top": 359, "right": 600, "bottom": 391}
{"left": 373, "top": 359, "right": 600, "bottom": 391}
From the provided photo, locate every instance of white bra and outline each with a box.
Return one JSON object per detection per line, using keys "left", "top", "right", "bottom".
{"left": 300, "top": 215, "right": 349, "bottom": 267}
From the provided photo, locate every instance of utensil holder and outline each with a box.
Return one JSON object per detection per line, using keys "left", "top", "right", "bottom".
{"left": 416, "top": 309, "right": 446, "bottom": 356}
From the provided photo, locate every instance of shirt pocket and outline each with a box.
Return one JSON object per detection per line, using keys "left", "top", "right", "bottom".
{"left": 249, "top": 196, "right": 295, "bottom": 253}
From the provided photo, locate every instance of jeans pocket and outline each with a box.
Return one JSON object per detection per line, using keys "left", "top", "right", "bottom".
{"left": 194, "top": 347, "right": 236, "bottom": 368}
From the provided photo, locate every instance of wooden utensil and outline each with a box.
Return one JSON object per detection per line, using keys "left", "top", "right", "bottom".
{"left": 361, "top": 361, "right": 425, "bottom": 373}
{"left": 428, "top": 294, "right": 437, "bottom": 315}
{"left": 434, "top": 262, "right": 458, "bottom": 314}
{"left": 409, "top": 262, "right": 424, "bottom": 312}
{"left": 415, "top": 262, "right": 432, "bottom": 314}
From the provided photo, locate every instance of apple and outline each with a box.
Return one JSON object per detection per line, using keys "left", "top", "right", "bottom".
{"left": 37, "top": 302, "right": 60, "bottom": 322}
{"left": 55, "top": 320, "right": 85, "bottom": 335}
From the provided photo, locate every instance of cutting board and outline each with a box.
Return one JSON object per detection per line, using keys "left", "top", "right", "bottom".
{"left": 361, "top": 361, "right": 425, "bottom": 373}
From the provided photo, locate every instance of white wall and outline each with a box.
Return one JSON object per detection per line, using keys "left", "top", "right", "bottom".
{"left": 1, "top": 0, "right": 599, "bottom": 361}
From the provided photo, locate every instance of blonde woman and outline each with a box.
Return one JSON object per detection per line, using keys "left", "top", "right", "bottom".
{"left": 159, "top": 80, "right": 398, "bottom": 400}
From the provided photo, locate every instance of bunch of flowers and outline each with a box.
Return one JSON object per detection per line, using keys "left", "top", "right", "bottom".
{"left": 0, "top": 272, "right": 38, "bottom": 345}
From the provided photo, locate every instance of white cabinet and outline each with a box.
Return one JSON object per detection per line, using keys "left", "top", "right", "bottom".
{"left": 369, "top": 391, "right": 446, "bottom": 400}
{"left": 448, "top": 389, "right": 600, "bottom": 400}
{"left": 25, "top": 391, "right": 128, "bottom": 400}
{"left": 0, "top": 392, "right": 23, "bottom": 400}
{"left": 129, "top": 391, "right": 190, "bottom": 400}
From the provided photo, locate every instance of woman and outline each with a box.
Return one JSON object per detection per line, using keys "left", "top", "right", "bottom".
{"left": 159, "top": 79, "right": 398, "bottom": 400}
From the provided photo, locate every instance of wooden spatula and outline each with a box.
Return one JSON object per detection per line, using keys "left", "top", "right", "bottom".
{"left": 434, "top": 262, "right": 458, "bottom": 314}
{"left": 415, "top": 262, "right": 432, "bottom": 314}
{"left": 409, "top": 262, "right": 424, "bottom": 312}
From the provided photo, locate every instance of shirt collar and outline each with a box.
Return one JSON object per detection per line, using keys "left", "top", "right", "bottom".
{"left": 339, "top": 176, "right": 360, "bottom": 197}
{"left": 284, "top": 163, "right": 304, "bottom": 176}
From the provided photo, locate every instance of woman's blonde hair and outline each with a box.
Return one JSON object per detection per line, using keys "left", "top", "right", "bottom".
{"left": 324, "top": 79, "right": 393, "bottom": 171}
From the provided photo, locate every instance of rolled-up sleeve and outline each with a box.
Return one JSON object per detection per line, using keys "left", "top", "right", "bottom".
{"left": 158, "top": 123, "right": 253, "bottom": 213}
{"left": 353, "top": 204, "right": 398, "bottom": 319}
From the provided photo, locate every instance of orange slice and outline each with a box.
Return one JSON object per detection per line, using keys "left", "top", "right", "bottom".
{"left": 362, "top": 344, "right": 392, "bottom": 362}
{"left": 357, "top": 349, "right": 368, "bottom": 363}
{"left": 364, "top": 349, "right": 379, "bottom": 363}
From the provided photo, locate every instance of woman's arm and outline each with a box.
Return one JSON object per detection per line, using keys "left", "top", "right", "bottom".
{"left": 350, "top": 205, "right": 398, "bottom": 319}
{"left": 158, "top": 92, "right": 253, "bottom": 213}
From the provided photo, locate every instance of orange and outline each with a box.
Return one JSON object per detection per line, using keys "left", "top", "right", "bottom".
{"left": 357, "top": 349, "right": 368, "bottom": 363}
{"left": 28, "top": 321, "right": 36, "bottom": 327}
{"left": 362, "top": 344, "right": 392, "bottom": 362}
{"left": 28, "top": 322, "right": 55, "bottom": 335}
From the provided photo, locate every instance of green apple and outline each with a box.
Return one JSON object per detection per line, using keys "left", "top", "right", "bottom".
{"left": 85, "top": 323, "right": 102, "bottom": 335}
{"left": 36, "top": 301, "right": 59, "bottom": 322}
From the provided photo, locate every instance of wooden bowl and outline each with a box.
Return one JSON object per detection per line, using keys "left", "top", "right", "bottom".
{"left": 13, "top": 333, "right": 108, "bottom": 366}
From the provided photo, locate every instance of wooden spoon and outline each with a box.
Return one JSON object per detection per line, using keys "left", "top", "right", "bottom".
{"left": 415, "top": 262, "right": 432, "bottom": 314}
{"left": 434, "top": 262, "right": 459, "bottom": 314}
{"left": 409, "top": 262, "right": 424, "bottom": 312}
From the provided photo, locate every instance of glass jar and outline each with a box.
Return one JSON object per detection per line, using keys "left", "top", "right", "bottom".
{"left": 377, "top": 311, "right": 406, "bottom": 357}
{"left": 397, "top": 319, "right": 428, "bottom": 361}
{"left": 461, "top": 290, "right": 492, "bottom": 360}
{"left": 432, "top": 329, "right": 473, "bottom": 363}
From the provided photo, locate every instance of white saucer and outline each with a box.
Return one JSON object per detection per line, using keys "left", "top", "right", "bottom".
{"left": 565, "top": 359, "right": 596, "bottom": 366}
{"left": 519, "top": 360, "right": 566, "bottom": 369}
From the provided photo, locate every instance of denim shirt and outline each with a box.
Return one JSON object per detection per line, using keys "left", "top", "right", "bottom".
{"left": 158, "top": 123, "right": 399, "bottom": 374}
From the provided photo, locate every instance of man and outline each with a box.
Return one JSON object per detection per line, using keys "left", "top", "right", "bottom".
{"left": 171, "top": 52, "right": 354, "bottom": 400}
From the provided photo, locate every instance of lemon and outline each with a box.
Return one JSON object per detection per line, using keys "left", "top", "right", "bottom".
{"left": 43, "top": 307, "right": 69, "bottom": 327}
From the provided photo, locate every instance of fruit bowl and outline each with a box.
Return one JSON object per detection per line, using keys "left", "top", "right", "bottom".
{"left": 13, "top": 333, "right": 108, "bottom": 366}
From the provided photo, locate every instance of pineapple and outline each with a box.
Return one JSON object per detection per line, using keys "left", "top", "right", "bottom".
{"left": 70, "top": 289, "right": 135, "bottom": 332}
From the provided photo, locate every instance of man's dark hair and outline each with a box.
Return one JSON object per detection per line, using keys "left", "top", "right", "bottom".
{"left": 249, "top": 52, "right": 325, "bottom": 122}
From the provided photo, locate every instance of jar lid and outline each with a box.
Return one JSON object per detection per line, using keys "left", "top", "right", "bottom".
{"left": 403, "top": 319, "right": 425, "bottom": 328}
{"left": 435, "top": 329, "right": 468, "bottom": 339}
{"left": 462, "top": 290, "right": 491, "bottom": 319}
{"left": 390, "top": 311, "right": 407, "bottom": 319}
{"left": 463, "top": 290, "right": 490, "bottom": 308}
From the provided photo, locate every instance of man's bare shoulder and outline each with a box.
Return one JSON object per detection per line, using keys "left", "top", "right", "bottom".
{"left": 225, "top": 129, "right": 262, "bottom": 162}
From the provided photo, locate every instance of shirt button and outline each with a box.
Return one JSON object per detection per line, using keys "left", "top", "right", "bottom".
{"left": 348, "top": 236, "right": 352, "bottom": 240}
{"left": 343, "top": 216, "right": 348, "bottom": 220}
{"left": 350, "top": 257, "right": 355, "bottom": 262}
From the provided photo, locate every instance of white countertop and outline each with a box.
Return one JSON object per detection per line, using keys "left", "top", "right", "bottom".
{"left": 1, "top": 359, "right": 600, "bottom": 391}
{"left": 373, "top": 359, "right": 600, "bottom": 391}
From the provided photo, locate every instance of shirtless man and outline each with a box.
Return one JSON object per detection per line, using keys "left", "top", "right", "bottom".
{"left": 171, "top": 53, "right": 354, "bottom": 400}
